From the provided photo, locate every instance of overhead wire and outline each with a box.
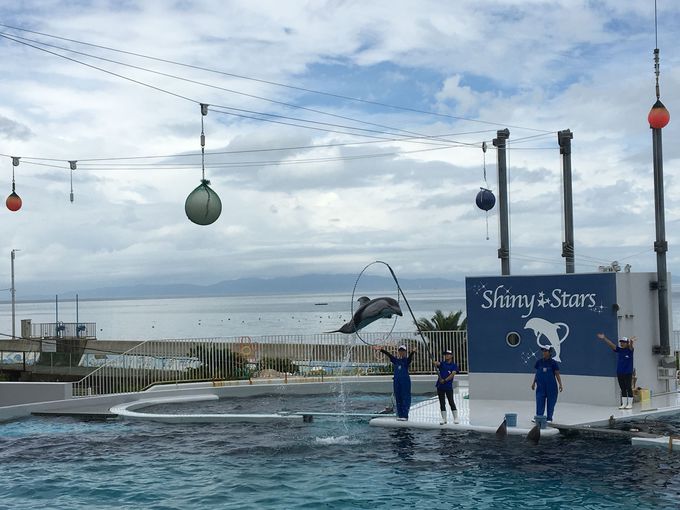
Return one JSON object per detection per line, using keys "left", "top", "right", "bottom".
{"left": 0, "top": 22, "right": 556, "bottom": 134}
{"left": 0, "top": 30, "right": 477, "bottom": 146}
{"left": 0, "top": 31, "right": 496, "bottom": 149}
{"left": 0, "top": 129, "right": 494, "bottom": 164}
{"left": 0, "top": 32, "right": 198, "bottom": 105}
{"left": 15, "top": 144, "right": 458, "bottom": 172}
{"left": 0, "top": 28, "right": 563, "bottom": 172}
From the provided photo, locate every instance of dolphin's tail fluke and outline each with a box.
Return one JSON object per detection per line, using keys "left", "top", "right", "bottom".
{"left": 324, "top": 322, "right": 356, "bottom": 334}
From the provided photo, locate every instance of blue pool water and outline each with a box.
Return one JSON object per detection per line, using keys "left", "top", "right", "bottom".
{"left": 1, "top": 394, "right": 680, "bottom": 509}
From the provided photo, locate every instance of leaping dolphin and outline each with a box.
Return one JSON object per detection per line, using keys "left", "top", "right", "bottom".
{"left": 326, "top": 296, "right": 403, "bottom": 334}
{"left": 524, "top": 317, "right": 569, "bottom": 362}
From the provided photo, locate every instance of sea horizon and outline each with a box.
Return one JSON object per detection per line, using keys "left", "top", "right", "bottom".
{"left": 0, "top": 289, "right": 468, "bottom": 341}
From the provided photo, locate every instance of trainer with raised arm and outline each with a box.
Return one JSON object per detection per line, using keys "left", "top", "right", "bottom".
{"left": 374, "top": 345, "right": 415, "bottom": 421}
{"left": 596, "top": 333, "right": 636, "bottom": 409}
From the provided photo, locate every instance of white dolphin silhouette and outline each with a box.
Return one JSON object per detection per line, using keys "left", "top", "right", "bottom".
{"left": 524, "top": 317, "right": 569, "bottom": 362}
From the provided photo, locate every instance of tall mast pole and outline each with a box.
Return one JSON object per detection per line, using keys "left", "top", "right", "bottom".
{"left": 648, "top": 2, "right": 671, "bottom": 355}
{"left": 558, "top": 130, "right": 575, "bottom": 273}
{"left": 493, "top": 129, "right": 511, "bottom": 275}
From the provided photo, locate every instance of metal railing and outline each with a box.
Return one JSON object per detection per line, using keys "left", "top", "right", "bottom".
{"left": 72, "top": 330, "right": 468, "bottom": 397}
{"left": 32, "top": 322, "right": 97, "bottom": 339}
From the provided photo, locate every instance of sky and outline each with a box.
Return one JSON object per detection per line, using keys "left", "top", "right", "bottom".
{"left": 1, "top": 0, "right": 680, "bottom": 295}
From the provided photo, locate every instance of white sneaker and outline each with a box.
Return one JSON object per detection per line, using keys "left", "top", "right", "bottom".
{"left": 618, "top": 401, "right": 626, "bottom": 409}
{"left": 453, "top": 411, "right": 459, "bottom": 424}
{"left": 396, "top": 417, "right": 407, "bottom": 421}
{"left": 625, "top": 397, "right": 633, "bottom": 409}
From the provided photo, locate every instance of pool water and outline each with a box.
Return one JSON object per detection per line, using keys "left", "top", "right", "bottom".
{"left": 1, "top": 393, "right": 679, "bottom": 509}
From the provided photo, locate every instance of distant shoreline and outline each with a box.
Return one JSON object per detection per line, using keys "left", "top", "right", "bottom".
{"left": 0, "top": 273, "right": 464, "bottom": 303}
{"left": 0, "top": 287, "right": 467, "bottom": 306}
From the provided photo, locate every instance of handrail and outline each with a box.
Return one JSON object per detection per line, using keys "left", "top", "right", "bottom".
{"left": 71, "top": 331, "right": 468, "bottom": 397}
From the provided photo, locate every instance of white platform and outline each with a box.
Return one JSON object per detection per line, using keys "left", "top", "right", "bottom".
{"left": 369, "top": 386, "right": 680, "bottom": 440}
{"left": 631, "top": 436, "right": 680, "bottom": 450}
{"left": 109, "top": 395, "right": 304, "bottom": 424}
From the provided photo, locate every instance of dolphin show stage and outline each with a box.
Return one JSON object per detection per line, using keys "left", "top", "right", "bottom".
{"left": 1, "top": 270, "right": 679, "bottom": 451}
{"left": 369, "top": 383, "right": 680, "bottom": 449}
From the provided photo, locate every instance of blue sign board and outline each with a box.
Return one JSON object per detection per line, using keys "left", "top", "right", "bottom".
{"left": 465, "top": 273, "right": 618, "bottom": 377}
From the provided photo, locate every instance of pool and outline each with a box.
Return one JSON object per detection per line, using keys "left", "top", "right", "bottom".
{"left": 1, "top": 393, "right": 679, "bottom": 509}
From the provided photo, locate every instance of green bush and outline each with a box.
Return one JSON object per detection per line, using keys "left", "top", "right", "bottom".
{"left": 259, "top": 356, "right": 299, "bottom": 374}
{"left": 186, "top": 345, "right": 249, "bottom": 380}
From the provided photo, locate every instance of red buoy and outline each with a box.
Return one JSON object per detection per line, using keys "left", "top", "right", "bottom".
{"left": 6, "top": 191, "right": 22, "bottom": 211}
{"left": 648, "top": 99, "right": 670, "bottom": 129}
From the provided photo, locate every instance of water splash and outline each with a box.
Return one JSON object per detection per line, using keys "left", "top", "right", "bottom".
{"left": 332, "top": 334, "right": 356, "bottom": 437}
{"left": 314, "top": 435, "right": 362, "bottom": 445}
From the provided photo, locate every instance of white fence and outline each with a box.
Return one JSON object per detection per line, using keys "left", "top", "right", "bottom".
{"left": 72, "top": 331, "right": 468, "bottom": 397}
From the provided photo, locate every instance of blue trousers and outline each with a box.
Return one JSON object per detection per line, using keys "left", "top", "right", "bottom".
{"left": 535, "top": 386, "right": 558, "bottom": 421}
{"left": 394, "top": 377, "right": 412, "bottom": 419}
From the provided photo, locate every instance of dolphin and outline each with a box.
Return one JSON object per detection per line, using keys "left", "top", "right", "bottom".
{"left": 326, "top": 296, "right": 403, "bottom": 334}
{"left": 526, "top": 424, "right": 541, "bottom": 444}
{"left": 524, "top": 317, "right": 569, "bottom": 362}
{"left": 495, "top": 419, "right": 508, "bottom": 439}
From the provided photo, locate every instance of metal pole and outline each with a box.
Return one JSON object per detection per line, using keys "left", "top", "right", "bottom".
{"left": 493, "top": 128, "right": 511, "bottom": 275}
{"left": 55, "top": 294, "right": 59, "bottom": 338}
{"left": 652, "top": 127, "right": 670, "bottom": 355}
{"left": 10, "top": 250, "right": 16, "bottom": 339}
{"left": 558, "top": 129, "right": 575, "bottom": 273}
{"left": 76, "top": 293, "right": 79, "bottom": 337}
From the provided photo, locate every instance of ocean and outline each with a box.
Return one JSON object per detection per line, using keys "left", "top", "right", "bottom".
{"left": 1, "top": 289, "right": 679, "bottom": 342}
{"left": 0, "top": 289, "right": 467, "bottom": 341}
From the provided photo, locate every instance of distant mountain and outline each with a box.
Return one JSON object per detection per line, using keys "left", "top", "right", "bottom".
{"left": 12, "top": 274, "right": 463, "bottom": 301}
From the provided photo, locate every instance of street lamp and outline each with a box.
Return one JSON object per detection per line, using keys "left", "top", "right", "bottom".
{"left": 10, "top": 249, "right": 20, "bottom": 339}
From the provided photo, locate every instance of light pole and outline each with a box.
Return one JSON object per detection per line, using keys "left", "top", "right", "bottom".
{"left": 10, "top": 249, "right": 20, "bottom": 339}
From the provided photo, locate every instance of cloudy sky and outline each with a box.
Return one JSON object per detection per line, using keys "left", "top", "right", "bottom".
{"left": 1, "top": 0, "right": 679, "bottom": 294}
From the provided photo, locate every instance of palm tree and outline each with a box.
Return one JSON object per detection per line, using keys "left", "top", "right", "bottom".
{"left": 416, "top": 310, "right": 467, "bottom": 331}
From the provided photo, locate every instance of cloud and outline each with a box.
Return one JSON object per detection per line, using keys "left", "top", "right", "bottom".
{"left": 0, "top": 0, "right": 678, "bottom": 293}
{"left": 0, "top": 115, "right": 32, "bottom": 140}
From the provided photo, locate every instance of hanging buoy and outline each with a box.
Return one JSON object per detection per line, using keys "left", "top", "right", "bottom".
{"left": 648, "top": 99, "right": 670, "bottom": 129}
{"left": 7, "top": 157, "right": 21, "bottom": 211}
{"left": 185, "top": 179, "right": 222, "bottom": 225}
{"left": 6, "top": 191, "right": 22, "bottom": 211}
{"left": 475, "top": 187, "right": 495, "bottom": 211}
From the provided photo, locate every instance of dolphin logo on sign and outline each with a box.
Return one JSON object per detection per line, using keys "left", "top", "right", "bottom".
{"left": 524, "top": 317, "right": 569, "bottom": 362}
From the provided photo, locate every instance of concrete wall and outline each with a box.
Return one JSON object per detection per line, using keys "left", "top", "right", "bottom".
{"left": 0, "top": 382, "right": 73, "bottom": 407}
{"left": 469, "top": 373, "right": 619, "bottom": 406}
{"left": 0, "top": 374, "right": 444, "bottom": 423}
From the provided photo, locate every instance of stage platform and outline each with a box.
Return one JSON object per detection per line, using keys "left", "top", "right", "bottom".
{"left": 369, "top": 386, "right": 680, "bottom": 446}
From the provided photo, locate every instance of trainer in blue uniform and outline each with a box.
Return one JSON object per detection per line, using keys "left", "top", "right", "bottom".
{"left": 531, "top": 347, "right": 563, "bottom": 422}
{"left": 434, "top": 349, "right": 459, "bottom": 425}
{"left": 376, "top": 345, "right": 415, "bottom": 421}
{"left": 596, "top": 333, "right": 636, "bottom": 409}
